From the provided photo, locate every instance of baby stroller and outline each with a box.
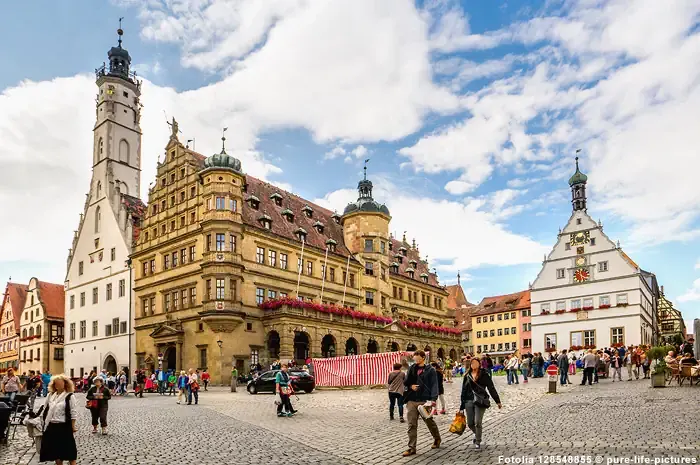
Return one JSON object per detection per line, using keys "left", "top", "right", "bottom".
{"left": 596, "top": 360, "right": 608, "bottom": 379}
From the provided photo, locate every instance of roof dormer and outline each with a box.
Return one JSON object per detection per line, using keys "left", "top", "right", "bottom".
{"left": 390, "top": 262, "right": 399, "bottom": 273}
{"left": 409, "top": 259, "right": 418, "bottom": 267}
{"left": 270, "top": 192, "right": 283, "bottom": 207}
{"left": 258, "top": 213, "right": 272, "bottom": 230}
{"left": 331, "top": 212, "right": 341, "bottom": 224}
{"left": 301, "top": 205, "right": 313, "bottom": 218}
{"left": 394, "top": 253, "right": 403, "bottom": 264}
{"left": 405, "top": 267, "right": 415, "bottom": 279}
{"left": 246, "top": 195, "right": 260, "bottom": 210}
{"left": 313, "top": 221, "right": 324, "bottom": 234}
{"left": 399, "top": 246, "right": 407, "bottom": 257}
{"left": 294, "top": 227, "right": 307, "bottom": 242}
{"left": 420, "top": 272, "right": 429, "bottom": 283}
{"left": 281, "top": 208, "right": 294, "bottom": 222}
{"left": 326, "top": 238, "right": 337, "bottom": 252}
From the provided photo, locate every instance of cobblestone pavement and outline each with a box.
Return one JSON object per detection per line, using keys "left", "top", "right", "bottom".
{"left": 2, "top": 371, "right": 699, "bottom": 465}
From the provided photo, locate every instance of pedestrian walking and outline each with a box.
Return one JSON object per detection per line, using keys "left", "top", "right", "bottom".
{"left": 136, "top": 370, "right": 146, "bottom": 397}
{"left": 86, "top": 376, "right": 111, "bottom": 435}
{"left": 41, "top": 370, "right": 52, "bottom": 397}
{"left": 387, "top": 363, "right": 405, "bottom": 422}
{"left": 402, "top": 350, "right": 441, "bottom": 457}
{"left": 627, "top": 346, "right": 640, "bottom": 380}
{"left": 557, "top": 350, "right": 570, "bottom": 385}
{"left": 610, "top": 352, "right": 622, "bottom": 382}
{"left": 581, "top": 350, "right": 596, "bottom": 385}
{"left": 430, "top": 362, "right": 447, "bottom": 414}
{"left": 40, "top": 374, "right": 78, "bottom": 465}
{"left": 176, "top": 370, "right": 188, "bottom": 404}
{"left": 275, "top": 363, "right": 297, "bottom": 417}
{"left": 157, "top": 369, "right": 167, "bottom": 395}
{"left": 520, "top": 355, "right": 530, "bottom": 383}
{"left": 1, "top": 368, "right": 23, "bottom": 403}
{"left": 506, "top": 355, "right": 520, "bottom": 385}
{"left": 202, "top": 370, "right": 211, "bottom": 391}
{"left": 231, "top": 366, "right": 238, "bottom": 393}
{"left": 459, "top": 358, "right": 502, "bottom": 450}
{"left": 187, "top": 369, "right": 199, "bottom": 405}
{"left": 167, "top": 371, "right": 177, "bottom": 395}
{"left": 118, "top": 371, "right": 127, "bottom": 396}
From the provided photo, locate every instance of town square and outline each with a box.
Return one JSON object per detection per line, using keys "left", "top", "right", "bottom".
{"left": 1, "top": 1, "right": 700, "bottom": 464}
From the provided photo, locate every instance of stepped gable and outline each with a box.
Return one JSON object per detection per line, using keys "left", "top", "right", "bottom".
{"left": 37, "top": 281, "right": 65, "bottom": 320}
{"left": 242, "top": 176, "right": 353, "bottom": 258}
{"left": 3, "top": 283, "right": 28, "bottom": 333}
{"left": 389, "top": 238, "right": 440, "bottom": 287}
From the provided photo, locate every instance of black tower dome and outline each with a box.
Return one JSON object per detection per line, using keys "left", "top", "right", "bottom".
{"left": 98, "top": 19, "right": 135, "bottom": 84}
{"left": 342, "top": 162, "right": 390, "bottom": 217}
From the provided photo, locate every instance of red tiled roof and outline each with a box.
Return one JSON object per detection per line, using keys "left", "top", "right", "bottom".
{"left": 3, "top": 283, "right": 28, "bottom": 333}
{"left": 455, "top": 307, "right": 473, "bottom": 331}
{"left": 122, "top": 193, "right": 146, "bottom": 244}
{"left": 36, "top": 281, "right": 65, "bottom": 320}
{"left": 446, "top": 284, "right": 473, "bottom": 310}
{"left": 388, "top": 238, "right": 441, "bottom": 287}
{"left": 472, "top": 289, "right": 531, "bottom": 316}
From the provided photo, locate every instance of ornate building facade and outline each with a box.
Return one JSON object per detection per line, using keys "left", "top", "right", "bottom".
{"left": 18, "top": 278, "right": 65, "bottom": 374}
{"left": 657, "top": 286, "right": 686, "bottom": 345}
{"left": 0, "top": 282, "right": 28, "bottom": 373}
{"left": 132, "top": 132, "right": 460, "bottom": 382}
{"left": 531, "top": 159, "right": 659, "bottom": 353}
{"left": 63, "top": 27, "right": 144, "bottom": 378}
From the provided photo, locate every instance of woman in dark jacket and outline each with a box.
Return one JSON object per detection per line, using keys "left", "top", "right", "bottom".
{"left": 430, "top": 362, "right": 446, "bottom": 414}
{"left": 459, "top": 358, "right": 502, "bottom": 449}
{"left": 86, "top": 376, "right": 111, "bottom": 435}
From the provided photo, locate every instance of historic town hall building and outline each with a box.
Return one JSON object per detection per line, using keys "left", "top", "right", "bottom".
{"left": 131, "top": 130, "right": 460, "bottom": 382}
{"left": 531, "top": 159, "right": 659, "bottom": 354}
{"left": 63, "top": 27, "right": 145, "bottom": 378}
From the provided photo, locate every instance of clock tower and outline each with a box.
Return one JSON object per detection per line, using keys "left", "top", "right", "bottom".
{"left": 569, "top": 156, "right": 588, "bottom": 211}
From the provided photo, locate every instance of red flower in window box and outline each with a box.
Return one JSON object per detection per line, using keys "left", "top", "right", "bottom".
{"left": 617, "top": 303, "right": 628, "bottom": 307}
{"left": 583, "top": 344, "right": 596, "bottom": 350}
{"left": 583, "top": 306, "right": 594, "bottom": 311}
{"left": 554, "top": 309, "right": 566, "bottom": 315}
{"left": 539, "top": 310, "right": 551, "bottom": 315}
{"left": 545, "top": 347, "right": 557, "bottom": 353}
{"left": 570, "top": 345, "right": 582, "bottom": 351}
{"left": 599, "top": 304, "right": 611, "bottom": 309}
{"left": 568, "top": 307, "right": 582, "bottom": 313}
{"left": 611, "top": 342, "right": 624, "bottom": 348}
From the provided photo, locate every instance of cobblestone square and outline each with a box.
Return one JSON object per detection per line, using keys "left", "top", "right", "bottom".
{"left": 3, "top": 372, "right": 699, "bottom": 465}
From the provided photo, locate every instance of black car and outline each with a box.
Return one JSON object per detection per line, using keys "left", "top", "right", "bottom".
{"left": 246, "top": 369, "right": 315, "bottom": 394}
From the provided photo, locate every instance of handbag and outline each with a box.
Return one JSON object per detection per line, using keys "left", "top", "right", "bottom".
{"left": 469, "top": 375, "right": 491, "bottom": 409}
{"left": 86, "top": 399, "right": 98, "bottom": 409}
{"left": 448, "top": 411, "right": 466, "bottom": 435}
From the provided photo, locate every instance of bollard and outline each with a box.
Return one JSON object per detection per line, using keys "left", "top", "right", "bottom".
{"left": 548, "top": 376, "right": 557, "bottom": 393}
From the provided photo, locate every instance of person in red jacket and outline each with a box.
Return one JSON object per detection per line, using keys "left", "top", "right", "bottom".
{"left": 201, "top": 370, "right": 211, "bottom": 391}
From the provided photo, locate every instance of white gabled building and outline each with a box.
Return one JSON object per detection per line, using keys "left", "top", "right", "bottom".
{"left": 531, "top": 158, "right": 658, "bottom": 355}
{"left": 63, "top": 27, "right": 144, "bottom": 378}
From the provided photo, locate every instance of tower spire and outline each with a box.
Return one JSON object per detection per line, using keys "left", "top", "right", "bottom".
{"left": 363, "top": 158, "right": 369, "bottom": 180}
{"left": 117, "top": 17, "right": 124, "bottom": 48}
{"left": 568, "top": 149, "right": 588, "bottom": 211}
{"left": 221, "top": 127, "right": 228, "bottom": 154}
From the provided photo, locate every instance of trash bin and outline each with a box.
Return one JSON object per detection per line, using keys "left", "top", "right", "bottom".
{"left": 0, "top": 401, "right": 12, "bottom": 444}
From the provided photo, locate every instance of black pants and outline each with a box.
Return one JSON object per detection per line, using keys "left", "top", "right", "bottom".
{"left": 582, "top": 367, "right": 594, "bottom": 385}
{"left": 388, "top": 392, "right": 404, "bottom": 418}
{"left": 277, "top": 394, "right": 294, "bottom": 414}
{"left": 90, "top": 406, "right": 108, "bottom": 427}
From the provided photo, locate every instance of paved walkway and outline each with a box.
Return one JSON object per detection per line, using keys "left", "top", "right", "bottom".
{"left": 2, "top": 372, "right": 699, "bottom": 464}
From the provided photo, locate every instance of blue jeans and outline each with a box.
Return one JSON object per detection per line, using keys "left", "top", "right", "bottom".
{"left": 507, "top": 369, "right": 519, "bottom": 384}
{"left": 520, "top": 367, "right": 528, "bottom": 381}
{"left": 187, "top": 386, "right": 198, "bottom": 404}
{"left": 42, "top": 384, "right": 48, "bottom": 397}
{"left": 6, "top": 391, "right": 17, "bottom": 403}
{"left": 560, "top": 369, "right": 567, "bottom": 385}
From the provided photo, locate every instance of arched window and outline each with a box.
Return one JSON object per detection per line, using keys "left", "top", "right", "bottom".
{"left": 95, "top": 206, "right": 101, "bottom": 233}
{"left": 29, "top": 327, "right": 34, "bottom": 337}
{"left": 97, "top": 181, "right": 102, "bottom": 198}
{"left": 22, "top": 329, "right": 27, "bottom": 338}
{"left": 119, "top": 139, "right": 130, "bottom": 164}
{"left": 36, "top": 324, "right": 41, "bottom": 336}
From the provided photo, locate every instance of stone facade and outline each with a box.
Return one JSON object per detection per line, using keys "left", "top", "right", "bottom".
{"left": 132, "top": 133, "right": 456, "bottom": 382}
{"left": 0, "top": 283, "right": 27, "bottom": 373}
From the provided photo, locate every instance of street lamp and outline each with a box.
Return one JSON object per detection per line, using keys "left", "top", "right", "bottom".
{"left": 217, "top": 339, "right": 223, "bottom": 386}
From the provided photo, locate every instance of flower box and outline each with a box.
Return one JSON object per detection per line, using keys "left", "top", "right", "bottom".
{"left": 554, "top": 309, "right": 566, "bottom": 314}
{"left": 539, "top": 310, "right": 551, "bottom": 315}
{"left": 583, "top": 306, "right": 594, "bottom": 311}
{"left": 617, "top": 303, "right": 628, "bottom": 307}
{"left": 568, "top": 308, "right": 582, "bottom": 313}
{"left": 545, "top": 347, "right": 557, "bottom": 353}
{"left": 570, "top": 345, "right": 583, "bottom": 351}
{"left": 583, "top": 344, "right": 596, "bottom": 350}
{"left": 611, "top": 342, "right": 624, "bottom": 348}
{"left": 599, "top": 304, "right": 611, "bottom": 309}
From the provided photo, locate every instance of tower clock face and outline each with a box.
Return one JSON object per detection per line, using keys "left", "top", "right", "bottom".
{"left": 575, "top": 256, "right": 586, "bottom": 267}
{"left": 570, "top": 231, "right": 590, "bottom": 246}
{"left": 574, "top": 268, "right": 590, "bottom": 283}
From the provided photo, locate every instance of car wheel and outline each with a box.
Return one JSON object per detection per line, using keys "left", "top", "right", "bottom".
{"left": 304, "top": 388, "right": 314, "bottom": 394}
{"left": 247, "top": 384, "right": 257, "bottom": 395}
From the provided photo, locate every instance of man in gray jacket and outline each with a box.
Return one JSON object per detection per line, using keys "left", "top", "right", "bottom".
{"left": 581, "top": 350, "right": 597, "bottom": 386}
{"left": 557, "top": 350, "right": 570, "bottom": 385}
{"left": 402, "top": 350, "right": 440, "bottom": 457}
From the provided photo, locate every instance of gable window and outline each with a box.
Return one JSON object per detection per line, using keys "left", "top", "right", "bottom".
{"left": 295, "top": 228, "right": 307, "bottom": 242}
{"left": 270, "top": 193, "right": 283, "bottom": 206}
{"left": 576, "top": 218, "right": 582, "bottom": 225}
{"left": 94, "top": 206, "right": 101, "bottom": 233}
{"left": 302, "top": 205, "right": 313, "bottom": 218}
{"left": 326, "top": 239, "right": 337, "bottom": 252}
{"left": 111, "top": 248, "right": 116, "bottom": 261}
{"left": 598, "top": 261, "right": 608, "bottom": 272}
{"left": 590, "top": 238, "right": 596, "bottom": 246}
{"left": 556, "top": 268, "right": 565, "bottom": 279}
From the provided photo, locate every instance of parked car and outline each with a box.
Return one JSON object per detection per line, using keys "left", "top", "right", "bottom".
{"left": 246, "top": 369, "right": 315, "bottom": 394}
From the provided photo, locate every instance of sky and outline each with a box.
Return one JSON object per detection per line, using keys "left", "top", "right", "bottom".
{"left": 1, "top": 0, "right": 699, "bottom": 332}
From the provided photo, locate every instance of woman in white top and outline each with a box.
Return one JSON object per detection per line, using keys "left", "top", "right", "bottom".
{"left": 40, "top": 374, "right": 78, "bottom": 465}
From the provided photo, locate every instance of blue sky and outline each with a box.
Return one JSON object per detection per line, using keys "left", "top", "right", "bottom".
{"left": 2, "top": 0, "right": 699, "bottom": 331}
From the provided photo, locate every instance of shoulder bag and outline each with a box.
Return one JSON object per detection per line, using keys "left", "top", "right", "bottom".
{"left": 468, "top": 374, "right": 491, "bottom": 409}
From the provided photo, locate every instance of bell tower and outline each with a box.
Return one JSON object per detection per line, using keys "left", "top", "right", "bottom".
{"left": 569, "top": 156, "right": 588, "bottom": 212}
{"left": 92, "top": 19, "right": 142, "bottom": 203}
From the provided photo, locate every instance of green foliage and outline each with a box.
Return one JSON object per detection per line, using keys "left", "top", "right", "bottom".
{"left": 647, "top": 345, "right": 674, "bottom": 375}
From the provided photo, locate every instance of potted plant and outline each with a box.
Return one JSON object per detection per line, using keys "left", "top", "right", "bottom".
{"left": 647, "top": 345, "right": 669, "bottom": 388}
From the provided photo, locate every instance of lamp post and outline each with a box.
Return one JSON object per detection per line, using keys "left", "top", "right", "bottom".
{"left": 217, "top": 339, "right": 223, "bottom": 386}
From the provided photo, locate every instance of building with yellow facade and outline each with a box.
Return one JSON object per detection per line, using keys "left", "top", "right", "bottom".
{"left": 0, "top": 282, "right": 28, "bottom": 374}
{"left": 132, "top": 129, "right": 461, "bottom": 383}
{"left": 471, "top": 290, "right": 530, "bottom": 363}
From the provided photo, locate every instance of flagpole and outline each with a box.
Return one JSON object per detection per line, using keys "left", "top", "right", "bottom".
{"left": 320, "top": 246, "right": 329, "bottom": 303}
{"left": 295, "top": 237, "right": 305, "bottom": 299}
{"left": 341, "top": 254, "right": 350, "bottom": 306}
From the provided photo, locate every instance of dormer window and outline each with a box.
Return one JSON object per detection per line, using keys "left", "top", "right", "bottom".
{"left": 313, "top": 221, "right": 324, "bottom": 234}
{"left": 247, "top": 195, "right": 260, "bottom": 210}
{"left": 259, "top": 213, "right": 272, "bottom": 230}
{"left": 281, "top": 208, "right": 295, "bottom": 222}
{"left": 294, "top": 227, "right": 308, "bottom": 242}
{"left": 270, "top": 192, "right": 283, "bottom": 207}
{"left": 409, "top": 259, "right": 418, "bottom": 267}
{"left": 331, "top": 212, "right": 341, "bottom": 224}
{"left": 326, "top": 238, "right": 337, "bottom": 252}
{"left": 420, "top": 273, "right": 429, "bottom": 284}
{"left": 391, "top": 262, "right": 399, "bottom": 273}
{"left": 394, "top": 253, "right": 403, "bottom": 264}
{"left": 399, "top": 246, "right": 407, "bottom": 257}
{"left": 389, "top": 242, "right": 393, "bottom": 251}
{"left": 302, "top": 205, "right": 313, "bottom": 218}
{"left": 406, "top": 267, "right": 415, "bottom": 279}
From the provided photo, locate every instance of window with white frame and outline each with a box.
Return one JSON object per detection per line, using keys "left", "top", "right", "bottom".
{"left": 545, "top": 333, "right": 556, "bottom": 349}
{"left": 541, "top": 303, "right": 550, "bottom": 312}
{"left": 611, "top": 327, "right": 624, "bottom": 345}
{"left": 598, "top": 261, "right": 608, "bottom": 272}
{"left": 571, "top": 331, "right": 582, "bottom": 347}
{"left": 556, "top": 268, "right": 565, "bottom": 279}
{"left": 583, "top": 298, "right": 593, "bottom": 308}
{"left": 583, "top": 330, "right": 595, "bottom": 346}
{"left": 600, "top": 295, "right": 610, "bottom": 306}
{"left": 616, "top": 293, "right": 628, "bottom": 305}
{"left": 570, "top": 299, "right": 581, "bottom": 309}
{"left": 556, "top": 301, "right": 565, "bottom": 311}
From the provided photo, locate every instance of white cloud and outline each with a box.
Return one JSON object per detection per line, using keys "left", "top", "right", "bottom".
{"left": 314, "top": 181, "right": 548, "bottom": 275}
{"left": 695, "top": 258, "right": 700, "bottom": 270}
{"left": 678, "top": 278, "right": 700, "bottom": 303}
{"left": 351, "top": 145, "right": 368, "bottom": 159}
{"left": 323, "top": 145, "right": 346, "bottom": 160}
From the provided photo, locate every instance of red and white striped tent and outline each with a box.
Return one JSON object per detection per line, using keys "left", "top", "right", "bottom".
{"left": 311, "top": 351, "right": 415, "bottom": 387}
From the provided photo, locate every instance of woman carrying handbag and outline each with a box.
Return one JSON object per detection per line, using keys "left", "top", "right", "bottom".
{"left": 459, "top": 358, "right": 502, "bottom": 449}
{"left": 86, "top": 376, "right": 111, "bottom": 435}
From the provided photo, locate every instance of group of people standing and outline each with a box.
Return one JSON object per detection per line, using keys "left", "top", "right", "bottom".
{"left": 0, "top": 368, "right": 52, "bottom": 401}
